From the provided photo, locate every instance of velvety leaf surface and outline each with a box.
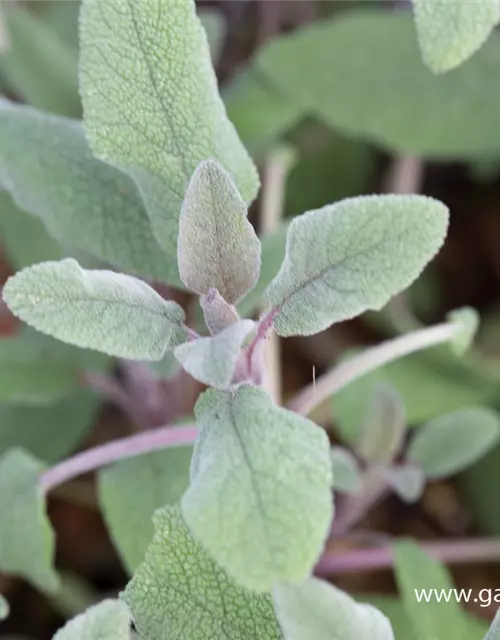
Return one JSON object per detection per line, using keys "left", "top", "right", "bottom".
{"left": 273, "top": 577, "right": 395, "bottom": 639}
{"left": 182, "top": 385, "right": 333, "bottom": 591}
{"left": 201, "top": 288, "right": 240, "bottom": 335}
{"left": 407, "top": 407, "right": 500, "bottom": 479}
{"left": 0, "top": 448, "right": 58, "bottom": 592}
{"left": 178, "top": 161, "right": 260, "bottom": 303}
{"left": 99, "top": 446, "right": 192, "bottom": 573}
{"left": 3, "top": 259, "right": 187, "bottom": 360}
{"left": 413, "top": 0, "right": 500, "bottom": 73}
{"left": 264, "top": 195, "right": 448, "bottom": 337}
{"left": 80, "top": 0, "right": 258, "bottom": 256}
{"left": 123, "top": 505, "right": 281, "bottom": 639}
{"left": 0, "top": 101, "right": 176, "bottom": 283}
{"left": 53, "top": 599, "right": 132, "bottom": 639}
{"left": 330, "top": 446, "right": 361, "bottom": 494}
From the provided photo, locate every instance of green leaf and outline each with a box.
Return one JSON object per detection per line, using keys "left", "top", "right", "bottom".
{"left": 408, "top": 407, "right": 500, "bottom": 479}
{"left": 0, "top": 3, "right": 79, "bottom": 116}
{"left": 264, "top": 195, "right": 448, "bottom": 337}
{"left": 393, "top": 539, "right": 467, "bottom": 640}
{"left": 460, "top": 445, "right": 500, "bottom": 535}
{"left": 485, "top": 609, "right": 500, "bottom": 640}
{"left": 201, "top": 288, "right": 240, "bottom": 335}
{"left": 182, "top": 384, "right": 333, "bottom": 591}
{"left": 123, "top": 505, "right": 281, "bottom": 640}
{"left": 174, "top": 320, "right": 254, "bottom": 388}
{"left": 255, "top": 10, "right": 500, "bottom": 157}
{"left": 0, "top": 594, "right": 9, "bottom": 621}
{"left": 80, "top": 0, "right": 259, "bottom": 257}
{"left": 383, "top": 465, "right": 425, "bottom": 504}
{"left": 0, "top": 448, "right": 58, "bottom": 592}
{"left": 356, "top": 383, "right": 406, "bottom": 465}
{"left": 99, "top": 446, "right": 192, "bottom": 574}
{"left": 273, "top": 577, "right": 395, "bottom": 640}
{"left": 413, "top": 0, "right": 500, "bottom": 73}
{"left": 178, "top": 161, "right": 260, "bottom": 303}
{"left": 3, "top": 259, "right": 187, "bottom": 360}
{"left": 330, "top": 446, "right": 361, "bottom": 494}
{"left": 53, "top": 599, "right": 132, "bottom": 639}
{"left": 447, "top": 307, "right": 479, "bottom": 355}
{"left": 0, "top": 100, "right": 178, "bottom": 284}
{"left": 147, "top": 352, "right": 181, "bottom": 382}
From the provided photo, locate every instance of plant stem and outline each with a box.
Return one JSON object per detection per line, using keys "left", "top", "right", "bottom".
{"left": 288, "top": 320, "right": 460, "bottom": 416}
{"left": 316, "top": 537, "right": 500, "bottom": 576}
{"left": 39, "top": 424, "right": 197, "bottom": 493}
{"left": 330, "top": 476, "right": 390, "bottom": 536}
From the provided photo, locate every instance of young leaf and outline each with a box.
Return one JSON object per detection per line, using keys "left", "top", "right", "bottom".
{"left": 273, "top": 577, "right": 395, "bottom": 640}
{"left": 178, "top": 161, "right": 261, "bottom": 303}
{"left": 407, "top": 407, "right": 500, "bottom": 479}
{"left": 330, "top": 446, "right": 361, "bottom": 494}
{"left": 394, "top": 539, "right": 467, "bottom": 640}
{"left": 384, "top": 465, "right": 426, "bottom": 504}
{"left": 3, "top": 259, "right": 187, "bottom": 360}
{"left": 485, "top": 609, "right": 500, "bottom": 640}
{"left": 413, "top": 0, "right": 500, "bottom": 73}
{"left": 99, "top": 446, "right": 192, "bottom": 573}
{"left": 80, "top": 0, "right": 259, "bottom": 256}
{"left": 448, "top": 307, "right": 479, "bottom": 355}
{"left": 0, "top": 594, "right": 9, "bottom": 621}
{"left": 357, "top": 383, "right": 406, "bottom": 465}
{"left": 174, "top": 320, "right": 255, "bottom": 388}
{"left": 0, "top": 100, "right": 178, "bottom": 284}
{"left": 182, "top": 384, "right": 333, "bottom": 591}
{"left": 201, "top": 288, "right": 240, "bottom": 335}
{"left": 123, "top": 505, "right": 281, "bottom": 639}
{"left": 264, "top": 195, "right": 448, "bottom": 337}
{"left": 0, "top": 448, "right": 58, "bottom": 592}
{"left": 53, "top": 599, "right": 132, "bottom": 639}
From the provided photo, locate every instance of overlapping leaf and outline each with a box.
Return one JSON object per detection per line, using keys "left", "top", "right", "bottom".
{"left": 53, "top": 599, "right": 132, "bottom": 639}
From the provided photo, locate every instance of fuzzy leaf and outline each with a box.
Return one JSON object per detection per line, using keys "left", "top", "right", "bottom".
{"left": 485, "top": 609, "right": 500, "bottom": 640}
{"left": 0, "top": 594, "right": 9, "bottom": 621}
{"left": 80, "top": 0, "right": 258, "bottom": 256}
{"left": 407, "top": 407, "right": 500, "bottom": 479}
{"left": 201, "top": 288, "right": 240, "bottom": 335}
{"left": 99, "top": 446, "right": 192, "bottom": 573}
{"left": 264, "top": 195, "right": 448, "bottom": 337}
{"left": 0, "top": 448, "right": 58, "bottom": 592}
{"left": 273, "top": 577, "right": 395, "bottom": 640}
{"left": 178, "top": 161, "right": 260, "bottom": 303}
{"left": 0, "top": 101, "right": 178, "bottom": 284}
{"left": 413, "top": 0, "right": 500, "bottom": 73}
{"left": 448, "top": 307, "right": 479, "bottom": 355}
{"left": 0, "top": 3, "right": 79, "bottom": 116}
{"left": 330, "top": 447, "right": 361, "bottom": 494}
{"left": 357, "top": 383, "right": 406, "bottom": 465}
{"left": 123, "top": 505, "right": 281, "bottom": 639}
{"left": 182, "top": 384, "right": 333, "bottom": 591}
{"left": 174, "top": 320, "right": 254, "bottom": 388}
{"left": 53, "top": 599, "right": 132, "bottom": 639}
{"left": 3, "top": 259, "right": 187, "bottom": 360}
{"left": 384, "top": 465, "right": 425, "bottom": 504}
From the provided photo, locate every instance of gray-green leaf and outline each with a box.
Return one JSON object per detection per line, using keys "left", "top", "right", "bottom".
{"left": 201, "top": 288, "right": 240, "bottom": 335}
{"left": 407, "top": 407, "right": 500, "bottom": 479}
{"left": 182, "top": 384, "right": 333, "bottom": 591}
{"left": 80, "top": 0, "right": 258, "bottom": 257}
{"left": 99, "top": 446, "right": 192, "bottom": 574}
{"left": 447, "top": 307, "right": 479, "bottom": 355}
{"left": 273, "top": 577, "right": 395, "bottom": 640}
{"left": 0, "top": 448, "right": 58, "bottom": 592}
{"left": 123, "top": 505, "right": 281, "bottom": 640}
{"left": 264, "top": 195, "right": 448, "bottom": 337}
{"left": 174, "top": 320, "right": 254, "bottom": 388}
{"left": 3, "top": 259, "right": 187, "bottom": 360}
{"left": 384, "top": 465, "right": 426, "bottom": 504}
{"left": 53, "top": 599, "right": 132, "bottom": 639}
{"left": 0, "top": 594, "right": 9, "bottom": 621}
{"left": 485, "top": 609, "right": 500, "bottom": 640}
{"left": 413, "top": 0, "right": 500, "bottom": 73}
{"left": 178, "top": 161, "right": 260, "bottom": 303}
{"left": 330, "top": 447, "right": 361, "bottom": 494}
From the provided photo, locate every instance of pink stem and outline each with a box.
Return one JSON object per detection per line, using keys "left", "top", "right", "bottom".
{"left": 246, "top": 307, "right": 279, "bottom": 377}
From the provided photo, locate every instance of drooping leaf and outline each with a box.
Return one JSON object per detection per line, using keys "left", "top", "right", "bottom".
{"left": 273, "top": 577, "right": 395, "bottom": 640}
{"left": 123, "top": 505, "right": 281, "bottom": 640}
{"left": 99, "top": 446, "right": 192, "bottom": 573}
{"left": 413, "top": 0, "right": 500, "bottom": 73}
{"left": 0, "top": 100, "right": 179, "bottom": 284}
{"left": 407, "top": 407, "right": 500, "bottom": 479}
{"left": 485, "top": 609, "right": 500, "bottom": 639}
{"left": 3, "top": 259, "right": 187, "bottom": 360}
{"left": 0, "top": 3, "right": 79, "bottom": 116}
{"left": 383, "top": 465, "right": 426, "bottom": 504}
{"left": 178, "top": 161, "right": 260, "bottom": 303}
{"left": 201, "top": 288, "right": 240, "bottom": 335}
{"left": 330, "top": 446, "right": 361, "bottom": 494}
{"left": 53, "top": 599, "right": 132, "bottom": 639}
{"left": 264, "top": 195, "right": 448, "bottom": 337}
{"left": 393, "top": 539, "right": 467, "bottom": 640}
{"left": 0, "top": 448, "right": 58, "bottom": 592}
{"left": 182, "top": 384, "right": 333, "bottom": 591}
{"left": 0, "top": 594, "right": 9, "bottom": 621}
{"left": 255, "top": 10, "right": 500, "bottom": 157}
{"left": 174, "top": 320, "right": 254, "bottom": 388}
{"left": 80, "top": 0, "right": 259, "bottom": 256}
